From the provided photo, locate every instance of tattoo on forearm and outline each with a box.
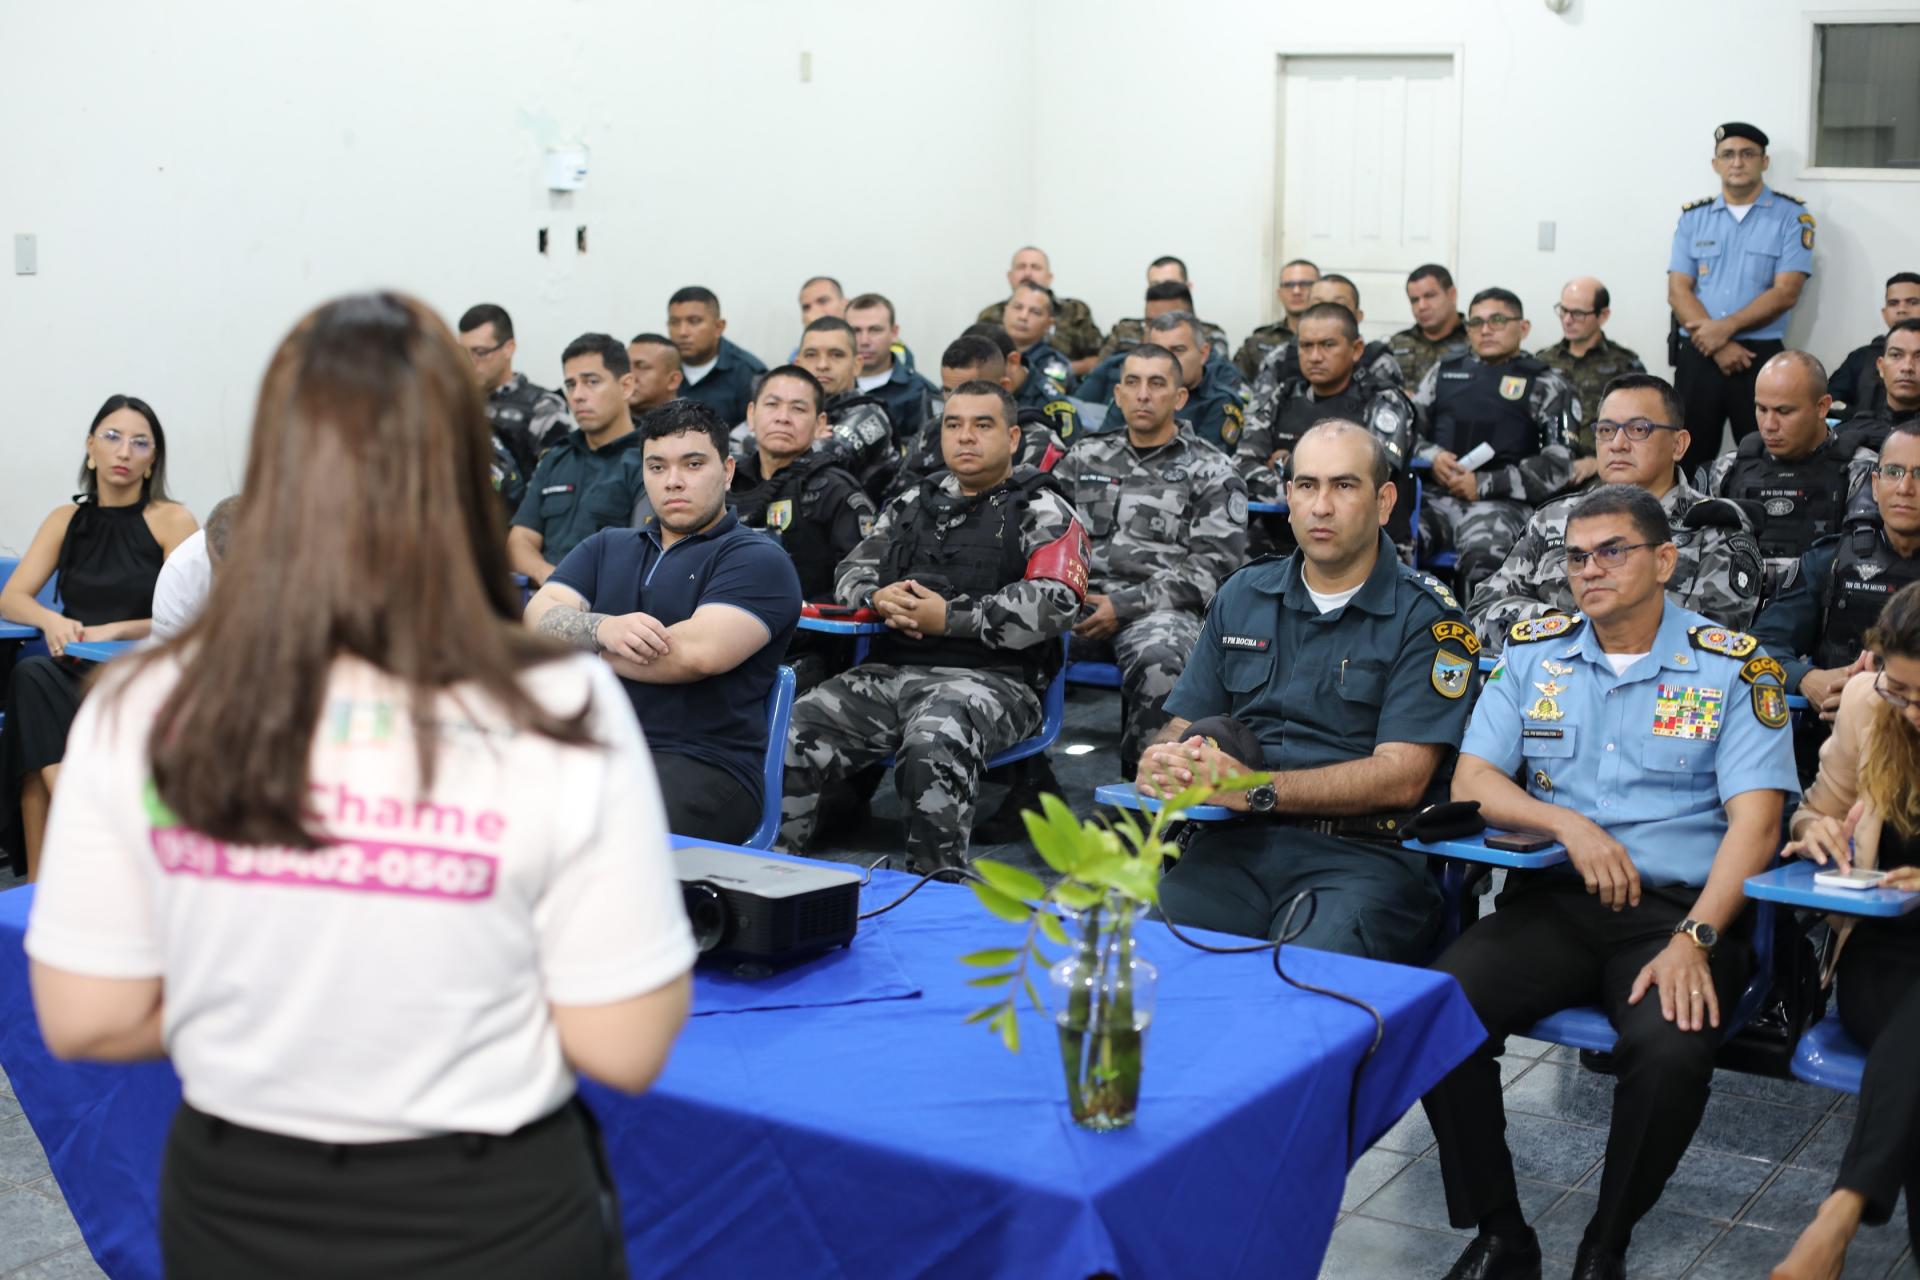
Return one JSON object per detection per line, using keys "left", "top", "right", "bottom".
{"left": 534, "top": 607, "right": 611, "bottom": 652}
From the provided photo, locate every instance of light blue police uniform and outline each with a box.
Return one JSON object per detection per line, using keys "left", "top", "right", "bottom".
{"left": 1667, "top": 185, "right": 1815, "bottom": 341}
{"left": 1462, "top": 604, "right": 1800, "bottom": 888}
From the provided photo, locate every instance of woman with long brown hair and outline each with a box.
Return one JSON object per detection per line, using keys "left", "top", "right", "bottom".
{"left": 1774, "top": 580, "right": 1920, "bottom": 1279}
{"left": 23, "top": 293, "right": 693, "bottom": 1278}
{"left": 0, "top": 394, "right": 197, "bottom": 878}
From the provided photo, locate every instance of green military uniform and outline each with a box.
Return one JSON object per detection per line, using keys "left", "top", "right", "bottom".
{"left": 979, "top": 296, "right": 1103, "bottom": 361}
{"left": 1535, "top": 334, "right": 1647, "bottom": 453}
{"left": 1156, "top": 533, "right": 1470, "bottom": 958}
{"left": 1098, "top": 316, "right": 1231, "bottom": 362}
{"left": 509, "top": 427, "right": 645, "bottom": 564}
{"left": 1232, "top": 320, "right": 1293, "bottom": 384}
{"left": 1389, "top": 315, "right": 1470, "bottom": 389}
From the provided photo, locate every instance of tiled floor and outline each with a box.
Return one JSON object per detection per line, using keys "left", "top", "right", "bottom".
{"left": 0, "top": 687, "right": 1913, "bottom": 1277}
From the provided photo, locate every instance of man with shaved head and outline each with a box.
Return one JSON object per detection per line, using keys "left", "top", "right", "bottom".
{"left": 1537, "top": 277, "right": 1645, "bottom": 466}
{"left": 977, "top": 246, "right": 1103, "bottom": 376}
{"left": 1703, "top": 349, "right": 1877, "bottom": 597}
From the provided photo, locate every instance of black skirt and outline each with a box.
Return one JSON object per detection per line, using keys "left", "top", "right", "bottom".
{"left": 160, "top": 1099, "right": 629, "bottom": 1279}
{"left": 0, "top": 656, "right": 87, "bottom": 876}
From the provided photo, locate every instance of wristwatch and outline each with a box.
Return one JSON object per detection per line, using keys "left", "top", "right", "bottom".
{"left": 1673, "top": 919, "right": 1719, "bottom": 952}
{"left": 1246, "top": 783, "right": 1277, "bottom": 814}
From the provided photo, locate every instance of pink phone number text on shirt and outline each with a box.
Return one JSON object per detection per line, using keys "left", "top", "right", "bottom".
{"left": 150, "top": 827, "right": 499, "bottom": 901}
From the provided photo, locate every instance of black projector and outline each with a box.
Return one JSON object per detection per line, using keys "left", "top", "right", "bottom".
{"left": 673, "top": 845, "right": 861, "bottom": 966}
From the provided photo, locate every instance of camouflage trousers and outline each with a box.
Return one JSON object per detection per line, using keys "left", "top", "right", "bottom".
{"left": 1072, "top": 609, "right": 1203, "bottom": 770}
{"left": 780, "top": 664, "right": 1042, "bottom": 873}
{"left": 1419, "top": 493, "right": 1532, "bottom": 599}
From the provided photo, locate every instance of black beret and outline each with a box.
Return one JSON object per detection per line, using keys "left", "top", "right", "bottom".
{"left": 1178, "top": 715, "right": 1266, "bottom": 772}
{"left": 1714, "top": 122, "right": 1768, "bottom": 149}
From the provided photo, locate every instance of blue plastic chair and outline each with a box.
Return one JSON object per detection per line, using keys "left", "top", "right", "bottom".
{"left": 0, "top": 559, "right": 61, "bottom": 658}
{"left": 1790, "top": 1016, "right": 1865, "bottom": 1095}
{"left": 1065, "top": 660, "right": 1122, "bottom": 689}
{"left": 1093, "top": 781, "right": 1235, "bottom": 823}
{"left": 742, "top": 665, "right": 796, "bottom": 851}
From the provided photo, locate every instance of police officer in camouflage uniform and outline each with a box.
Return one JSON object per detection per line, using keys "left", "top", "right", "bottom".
{"left": 976, "top": 246, "right": 1103, "bottom": 374}
{"left": 780, "top": 381, "right": 1089, "bottom": 874}
{"left": 1415, "top": 287, "right": 1581, "bottom": 595}
{"left": 1702, "top": 350, "right": 1876, "bottom": 597}
{"left": 1390, "top": 264, "right": 1470, "bottom": 389}
{"left": 1245, "top": 275, "right": 1404, "bottom": 433}
{"left": 1472, "top": 374, "right": 1764, "bottom": 653}
{"left": 1753, "top": 421, "right": 1920, "bottom": 715}
{"left": 459, "top": 303, "right": 572, "bottom": 481}
{"left": 1236, "top": 302, "right": 1419, "bottom": 547}
{"left": 899, "top": 334, "right": 1077, "bottom": 486}
{"left": 1054, "top": 344, "right": 1249, "bottom": 771}
{"left": 1143, "top": 421, "right": 1467, "bottom": 960}
{"left": 1002, "top": 281, "right": 1079, "bottom": 410}
{"left": 1234, "top": 259, "right": 1321, "bottom": 382}
{"left": 1536, "top": 277, "right": 1646, "bottom": 465}
{"left": 1074, "top": 313, "right": 1249, "bottom": 453}
{"left": 1098, "top": 268, "right": 1230, "bottom": 361}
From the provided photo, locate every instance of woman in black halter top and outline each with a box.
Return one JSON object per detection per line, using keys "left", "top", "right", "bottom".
{"left": 1774, "top": 581, "right": 1920, "bottom": 1278}
{"left": 0, "top": 396, "right": 199, "bottom": 878}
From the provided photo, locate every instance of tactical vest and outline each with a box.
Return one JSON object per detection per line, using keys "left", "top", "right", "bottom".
{"left": 732, "top": 454, "right": 842, "bottom": 600}
{"left": 1817, "top": 521, "right": 1920, "bottom": 668}
{"left": 1429, "top": 355, "right": 1547, "bottom": 469}
{"left": 487, "top": 378, "right": 553, "bottom": 477}
{"left": 870, "top": 468, "right": 1062, "bottom": 682}
{"left": 1722, "top": 432, "right": 1856, "bottom": 561}
{"left": 1275, "top": 381, "right": 1368, "bottom": 454}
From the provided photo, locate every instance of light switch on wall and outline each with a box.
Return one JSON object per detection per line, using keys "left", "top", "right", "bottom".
{"left": 1537, "top": 221, "right": 1556, "bottom": 252}
{"left": 14, "top": 234, "right": 36, "bottom": 275}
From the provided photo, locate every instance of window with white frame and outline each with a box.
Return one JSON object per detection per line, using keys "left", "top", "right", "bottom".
{"left": 1812, "top": 22, "right": 1920, "bottom": 170}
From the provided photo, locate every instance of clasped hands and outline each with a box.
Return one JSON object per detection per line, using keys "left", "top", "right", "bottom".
{"left": 1136, "top": 735, "right": 1254, "bottom": 810}
{"left": 1689, "top": 317, "right": 1755, "bottom": 373}
{"left": 1428, "top": 452, "right": 1480, "bottom": 502}
{"left": 872, "top": 580, "right": 948, "bottom": 640}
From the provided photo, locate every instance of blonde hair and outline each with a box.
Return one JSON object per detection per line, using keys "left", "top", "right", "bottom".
{"left": 1861, "top": 584, "right": 1920, "bottom": 840}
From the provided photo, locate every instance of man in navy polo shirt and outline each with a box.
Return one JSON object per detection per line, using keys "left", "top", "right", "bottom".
{"left": 524, "top": 400, "right": 801, "bottom": 842}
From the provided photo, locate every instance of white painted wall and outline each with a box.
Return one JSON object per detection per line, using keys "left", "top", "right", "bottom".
{"left": 4, "top": 0, "right": 1916, "bottom": 554}
{"left": 1035, "top": 0, "right": 1920, "bottom": 403}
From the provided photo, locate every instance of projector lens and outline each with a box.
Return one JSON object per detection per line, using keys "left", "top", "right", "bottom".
{"left": 681, "top": 882, "right": 726, "bottom": 953}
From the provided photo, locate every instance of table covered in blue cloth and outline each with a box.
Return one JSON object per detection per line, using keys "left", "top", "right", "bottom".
{"left": 0, "top": 858, "right": 1482, "bottom": 1279}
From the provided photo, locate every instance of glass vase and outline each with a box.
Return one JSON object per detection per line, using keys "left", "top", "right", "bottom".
{"left": 1050, "top": 895, "right": 1158, "bottom": 1131}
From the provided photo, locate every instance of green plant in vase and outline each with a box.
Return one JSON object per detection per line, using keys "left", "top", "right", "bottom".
{"left": 959, "top": 775, "right": 1267, "bottom": 1131}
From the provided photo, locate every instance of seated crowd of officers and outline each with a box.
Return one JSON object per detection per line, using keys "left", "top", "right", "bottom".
{"left": 461, "top": 136, "right": 1920, "bottom": 1280}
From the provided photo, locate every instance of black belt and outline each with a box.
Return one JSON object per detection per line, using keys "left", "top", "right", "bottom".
{"left": 1266, "top": 812, "right": 1414, "bottom": 840}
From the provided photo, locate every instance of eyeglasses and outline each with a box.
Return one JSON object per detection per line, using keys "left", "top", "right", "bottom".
{"left": 1873, "top": 463, "right": 1919, "bottom": 485}
{"left": 1716, "top": 148, "right": 1763, "bottom": 162}
{"left": 1594, "top": 419, "right": 1679, "bottom": 443}
{"left": 92, "top": 428, "right": 154, "bottom": 454}
{"left": 1552, "top": 303, "right": 1597, "bottom": 321}
{"left": 1463, "top": 315, "right": 1519, "bottom": 332}
{"left": 1279, "top": 280, "right": 1316, "bottom": 292}
{"left": 463, "top": 341, "right": 505, "bottom": 361}
{"left": 1875, "top": 670, "right": 1915, "bottom": 711}
{"left": 1565, "top": 541, "right": 1658, "bottom": 571}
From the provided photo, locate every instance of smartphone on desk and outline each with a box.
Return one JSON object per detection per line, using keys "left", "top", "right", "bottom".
{"left": 1485, "top": 831, "right": 1555, "bottom": 854}
{"left": 1813, "top": 867, "right": 1890, "bottom": 891}
{"left": 802, "top": 603, "right": 881, "bottom": 622}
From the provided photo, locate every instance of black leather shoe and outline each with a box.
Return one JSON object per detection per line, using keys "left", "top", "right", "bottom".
{"left": 1569, "top": 1238, "right": 1625, "bottom": 1280}
{"left": 1442, "top": 1229, "right": 1542, "bottom": 1280}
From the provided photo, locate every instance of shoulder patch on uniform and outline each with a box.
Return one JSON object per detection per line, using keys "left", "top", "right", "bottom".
{"left": 1431, "top": 619, "right": 1481, "bottom": 656}
{"left": 1774, "top": 190, "right": 1806, "bottom": 206}
{"left": 1508, "top": 614, "right": 1584, "bottom": 645}
{"left": 1681, "top": 195, "right": 1714, "bottom": 211}
{"left": 1741, "top": 655, "right": 1791, "bottom": 729}
{"left": 1408, "top": 571, "right": 1461, "bottom": 613}
{"left": 1220, "top": 402, "right": 1245, "bottom": 448}
{"left": 1738, "top": 654, "right": 1787, "bottom": 686}
{"left": 1688, "top": 625, "right": 1759, "bottom": 659}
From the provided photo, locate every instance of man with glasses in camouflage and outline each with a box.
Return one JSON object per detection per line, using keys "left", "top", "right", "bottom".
{"left": 1471, "top": 374, "right": 1764, "bottom": 654}
{"left": 1233, "top": 259, "right": 1321, "bottom": 382}
{"left": 1414, "top": 287, "right": 1580, "bottom": 596}
{"left": 1537, "top": 277, "right": 1646, "bottom": 475}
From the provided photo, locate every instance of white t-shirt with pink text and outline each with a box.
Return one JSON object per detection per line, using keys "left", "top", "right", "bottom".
{"left": 27, "top": 652, "right": 695, "bottom": 1144}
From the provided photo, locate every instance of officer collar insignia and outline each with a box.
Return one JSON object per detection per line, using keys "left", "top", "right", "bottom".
{"left": 1653, "top": 684, "right": 1725, "bottom": 739}
{"left": 1430, "top": 620, "right": 1480, "bottom": 655}
{"left": 1542, "top": 659, "right": 1574, "bottom": 676}
{"left": 1688, "top": 626, "right": 1759, "bottom": 659}
{"left": 1432, "top": 650, "right": 1472, "bottom": 699}
{"left": 1499, "top": 376, "right": 1527, "bottom": 401}
{"left": 1508, "top": 614, "right": 1584, "bottom": 645}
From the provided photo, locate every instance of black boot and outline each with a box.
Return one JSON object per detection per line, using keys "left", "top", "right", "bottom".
{"left": 1441, "top": 1227, "right": 1541, "bottom": 1280}
{"left": 1569, "top": 1236, "right": 1625, "bottom": 1280}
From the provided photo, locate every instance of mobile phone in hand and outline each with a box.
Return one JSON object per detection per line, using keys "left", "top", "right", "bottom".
{"left": 1813, "top": 867, "right": 1890, "bottom": 891}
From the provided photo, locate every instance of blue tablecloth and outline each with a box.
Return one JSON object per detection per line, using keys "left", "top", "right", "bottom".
{"left": 0, "top": 869, "right": 1481, "bottom": 1279}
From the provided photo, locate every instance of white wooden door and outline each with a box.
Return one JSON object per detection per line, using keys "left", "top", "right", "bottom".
{"left": 1277, "top": 55, "right": 1459, "bottom": 343}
